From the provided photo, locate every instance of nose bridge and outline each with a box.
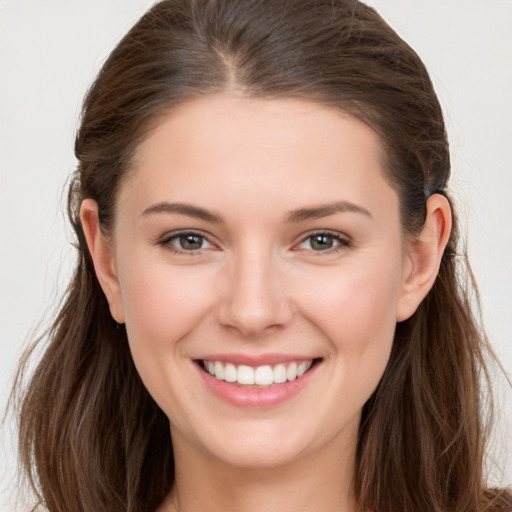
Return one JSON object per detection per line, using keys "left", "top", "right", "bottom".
{"left": 217, "top": 240, "right": 292, "bottom": 337}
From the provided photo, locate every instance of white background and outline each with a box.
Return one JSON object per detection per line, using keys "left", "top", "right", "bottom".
{"left": 1, "top": 1, "right": 511, "bottom": 509}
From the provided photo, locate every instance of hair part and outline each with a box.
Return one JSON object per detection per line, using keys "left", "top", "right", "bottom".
{"left": 12, "top": 1, "right": 511, "bottom": 511}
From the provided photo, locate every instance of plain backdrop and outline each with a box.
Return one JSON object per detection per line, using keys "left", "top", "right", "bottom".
{"left": 1, "top": 1, "right": 511, "bottom": 509}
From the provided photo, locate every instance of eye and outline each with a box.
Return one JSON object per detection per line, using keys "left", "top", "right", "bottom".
{"left": 159, "top": 231, "right": 215, "bottom": 253}
{"left": 296, "top": 231, "right": 350, "bottom": 252}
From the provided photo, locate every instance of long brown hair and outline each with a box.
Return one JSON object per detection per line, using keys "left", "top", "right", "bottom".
{"left": 12, "top": 1, "right": 511, "bottom": 511}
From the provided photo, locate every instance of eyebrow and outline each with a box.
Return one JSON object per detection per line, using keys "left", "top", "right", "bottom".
{"left": 141, "top": 202, "right": 223, "bottom": 223}
{"left": 285, "top": 201, "right": 372, "bottom": 223}
{"left": 141, "top": 200, "right": 372, "bottom": 224}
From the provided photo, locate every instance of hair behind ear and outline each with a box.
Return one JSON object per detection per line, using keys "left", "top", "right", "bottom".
{"left": 396, "top": 193, "right": 453, "bottom": 322}
{"left": 14, "top": 223, "right": 174, "bottom": 511}
{"left": 80, "top": 198, "right": 126, "bottom": 324}
{"left": 356, "top": 238, "right": 498, "bottom": 512}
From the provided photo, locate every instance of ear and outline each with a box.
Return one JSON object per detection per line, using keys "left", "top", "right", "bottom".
{"left": 80, "top": 199, "right": 125, "bottom": 323}
{"left": 396, "top": 194, "right": 452, "bottom": 322}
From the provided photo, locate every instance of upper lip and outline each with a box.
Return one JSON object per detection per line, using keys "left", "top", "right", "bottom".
{"left": 195, "top": 353, "right": 320, "bottom": 366}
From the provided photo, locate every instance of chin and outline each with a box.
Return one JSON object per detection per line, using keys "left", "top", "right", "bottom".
{"left": 189, "top": 415, "right": 348, "bottom": 471}
{"left": 211, "top": 438, "right": 308, "bottom": 470}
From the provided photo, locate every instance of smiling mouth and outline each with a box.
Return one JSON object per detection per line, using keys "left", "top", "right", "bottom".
{"left": 198, "top": 359, "right": 320, "bottom": 387}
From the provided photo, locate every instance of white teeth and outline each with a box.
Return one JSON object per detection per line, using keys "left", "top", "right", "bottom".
{"left": 287, "top": 362, "right": 297, "bottom": 381}
{"left": 203, "top": 359, "right": 314, "bottom": 386}
{"left": 297, "top": 361, "right": 310, "bottom": 377}
{"left": 273, "top": 364, "right": 287, "bottom": 384}
{"left": 224, "top": 363, "right": 237, "bottom": 383}
{"left": 255, "top": 365, "right": 274, "bottom": 386}
{"left": 214, "top": 361, "right": 224, "bottom": 380}
{"left": 237, "top": 365, "right": 255, "bottom": 385}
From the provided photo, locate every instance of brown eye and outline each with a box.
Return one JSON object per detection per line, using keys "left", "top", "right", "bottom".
{"left": 296, "top": 231, "right": 350, "bottom": 253}
{"left": 160, "top": 231, "right": 215, "bottom": 252}
{"left": 309, "top": 234, "right": 335, "bottom": 251}
{"left": 177, "top": 234, "right": 204, "bottom": 250}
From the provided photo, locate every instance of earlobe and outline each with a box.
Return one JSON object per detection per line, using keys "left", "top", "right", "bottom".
{"left": 396, "top": 194, "right": 452, "bottom": 322}
{"left": 80, "top": 199, "right": 125, "bottom": 324}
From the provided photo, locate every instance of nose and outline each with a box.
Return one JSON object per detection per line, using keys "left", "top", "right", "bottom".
{"left": 216, "top": 245, "right": 294, "bottom": 338}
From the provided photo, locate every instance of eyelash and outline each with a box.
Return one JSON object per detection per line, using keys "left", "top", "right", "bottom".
{"left": 158, "top": 230, "right": 217, "bottom": 255}
{"left": 157, "top": 229, "right": 351, "bottom": 255}
{"left": 295, "top": 230, "right": 352, "bottom": 255}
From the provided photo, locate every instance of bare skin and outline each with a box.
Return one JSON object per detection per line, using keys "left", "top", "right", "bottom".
{"left": 81, "top": 95, "right": 451, "bottom": 512}
{"left": 159, "top": 424, "right": 356, "bottom": 512}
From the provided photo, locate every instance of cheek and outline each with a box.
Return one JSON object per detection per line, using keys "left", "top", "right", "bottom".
{"left": 116, "top": 258, "right": 219, "bottom": 417}
{"left": 293, "top": 250, "right": 403, "bottom": 407}
{"left": 118, "top": 259, "right": 215, "bottom": 355}
{"left": 300, "top": 258, "right": 402, "bottom": 344}
{"left": 303, "top": 262, "right": 401, "bottom": 417}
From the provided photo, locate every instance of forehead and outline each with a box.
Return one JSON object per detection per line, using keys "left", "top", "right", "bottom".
{"left": 120, "top": 94, "right": 397, "bottom": 223}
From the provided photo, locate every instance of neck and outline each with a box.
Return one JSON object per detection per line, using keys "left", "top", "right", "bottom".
{"left": 158, "top": 427, "right": 358, "bottom": 512}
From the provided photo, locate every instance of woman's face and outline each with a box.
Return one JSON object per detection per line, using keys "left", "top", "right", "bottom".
{"left": 107, "top": 95, "right": 416, "bottom": 469}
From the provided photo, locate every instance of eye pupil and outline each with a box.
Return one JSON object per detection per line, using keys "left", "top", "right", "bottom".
{"left": 179, "top": 234, "right": 203, "bottom": 250}
{"left": 310, "top": 234, "right": 334, "bottom": 250}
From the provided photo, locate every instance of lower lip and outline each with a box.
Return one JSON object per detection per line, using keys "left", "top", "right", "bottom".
{"left": 195, "top": 361, "right": 320, "bottom": 409}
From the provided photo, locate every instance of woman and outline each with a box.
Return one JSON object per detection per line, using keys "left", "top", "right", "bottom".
{"left": 12, "top": 0, "right": 511, "bottom": 511}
